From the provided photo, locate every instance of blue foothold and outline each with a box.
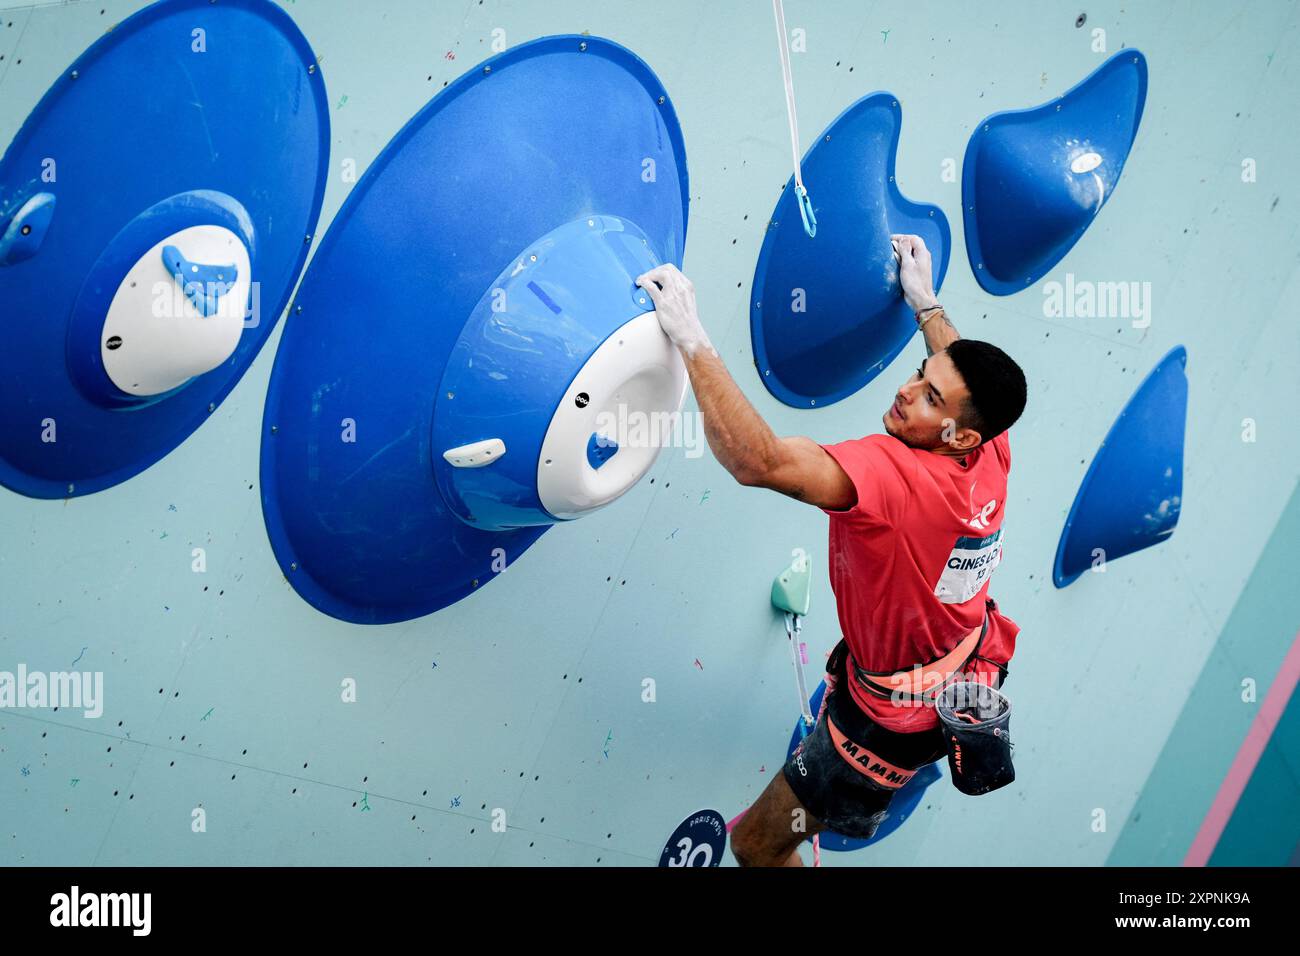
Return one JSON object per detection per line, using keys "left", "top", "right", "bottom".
{"left": 0, "top": 192, "right": 56, "bottom": 265}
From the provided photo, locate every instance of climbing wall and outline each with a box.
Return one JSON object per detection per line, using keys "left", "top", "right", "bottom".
{"left": 2, "top": 0, "right": 1298, "bottom": 866}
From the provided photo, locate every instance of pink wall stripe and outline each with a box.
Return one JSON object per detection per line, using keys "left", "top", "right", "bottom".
{"left": 1184, "top": 629, "right": 1300, "bottom": 866}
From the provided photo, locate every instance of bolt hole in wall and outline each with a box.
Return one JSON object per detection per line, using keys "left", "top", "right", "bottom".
{"left": 0, "top": 0, "right": 1296, "bottom": 876}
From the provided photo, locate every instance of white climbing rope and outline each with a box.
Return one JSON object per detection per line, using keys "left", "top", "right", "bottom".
{"left": 772, "top": 0, "right": 817, "bottom": 237}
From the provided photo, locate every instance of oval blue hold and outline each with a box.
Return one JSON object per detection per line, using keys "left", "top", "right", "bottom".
{"left": 430, "top": 215, "right": 662, "bottom": 532}
{"left": 751, "top": 93, "right": 951, "bottom": 409}
{"left": 64, "top": 190, "right": 257, "bottom": 412}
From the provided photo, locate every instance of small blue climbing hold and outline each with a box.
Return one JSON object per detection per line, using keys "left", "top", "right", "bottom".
{"left": 161, "top": 244, "right": 239, "bottom": 317}
{"left": 587, "top": 432, "right": 620, "bottom": 469}
{"left": 0, "top": 192, "right": 56, "bottom": 266}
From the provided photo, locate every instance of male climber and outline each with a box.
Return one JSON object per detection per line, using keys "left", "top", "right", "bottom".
{"left": 636, "top": 234, "right": 1026, "bottom": 867}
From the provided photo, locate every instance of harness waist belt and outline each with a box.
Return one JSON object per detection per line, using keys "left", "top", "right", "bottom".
{"left": 849, "top": 614, "right": 989, "bottom": 703}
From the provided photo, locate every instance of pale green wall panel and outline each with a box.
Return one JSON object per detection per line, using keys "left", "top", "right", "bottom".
{"left": 2, "top": 0, "right": 1298, "bottom": 866}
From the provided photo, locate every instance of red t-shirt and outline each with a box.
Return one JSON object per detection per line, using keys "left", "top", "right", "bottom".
{"left": 819, "top": 430, "right": 1019, "bottom": 732}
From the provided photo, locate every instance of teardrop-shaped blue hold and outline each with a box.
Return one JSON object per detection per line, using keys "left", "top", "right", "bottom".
{"left": 162, "top": 243, "right": 238, "bottom": 317}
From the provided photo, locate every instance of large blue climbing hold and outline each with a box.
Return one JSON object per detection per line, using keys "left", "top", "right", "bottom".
{"left": 261, "top": 36, "right": 689, "bottom": 624}
{"left": 787, "top": 678, "right": 943, "bottom": 852}
{"left": 1054, "top": 345, "right": 1188, "bottom": 589}
{"left": 751, "top": 93, "right": 951, "bottom": 409}
{"left": 962, "top": 50, "right": 1148, "bottom": 295}
{"left": 0, "top": 0, "right": 329, "bottom": 498}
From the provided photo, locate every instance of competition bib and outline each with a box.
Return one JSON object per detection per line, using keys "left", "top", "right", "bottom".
{"left": 935, "top": 529, "right": 1003, "bottom": 604}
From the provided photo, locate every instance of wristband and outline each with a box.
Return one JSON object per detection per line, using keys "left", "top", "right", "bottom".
{"left": 916, "top": 304, "right": 944, "bottom": 329}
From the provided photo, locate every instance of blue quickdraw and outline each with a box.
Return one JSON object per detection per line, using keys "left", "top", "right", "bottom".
{"left": 795, "top": 183, "right": 817, "bottom": 238}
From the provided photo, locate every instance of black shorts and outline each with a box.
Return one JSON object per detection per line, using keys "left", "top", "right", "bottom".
{"left": 781, "top": 675, "right": 947, "bottom": 840}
